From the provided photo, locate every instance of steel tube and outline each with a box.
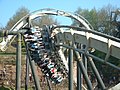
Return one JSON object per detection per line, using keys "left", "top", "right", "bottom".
{"left": 15, "top": 33, "right": 22, "bottom": 90}
{"left": 57, "top": 44, "right": 120, "bottom": 70}
{"left": 25, "top": 55, "right": 29, "bottom": 90}
{"left": 0, "top": 29, "right": 28, "bottom": 37}
{"left": 77, "top": 44, "right": 82, "bottom": 90}
{"left": 87, "top": 56, "right": 106, "bottom": 90}
{"left": 83, "top": 54, "right": 87, "bottom": 71}
{"left": 26, "top": 43, "right": 41, "bottom": 90}
{"left": 53, "top": 25, "right": 120, "bottom": 43}
{"left": 46, "top": 77, "right": 52, "bottom": 90}
{"left": 77, "top": 60, "right": 82, "bottom": 90}
{"left": 75, "top": 50, "right": 93, "bottom": 90}
{"left": 68, "top": 43, "right": 74, "bottom": 90}
{"left": 23, "top": 37, "right": 41, "bottom": 90}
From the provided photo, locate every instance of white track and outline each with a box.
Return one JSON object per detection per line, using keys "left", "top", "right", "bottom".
{"left": 0, "top": 8, "right": 120, "bottom": 90}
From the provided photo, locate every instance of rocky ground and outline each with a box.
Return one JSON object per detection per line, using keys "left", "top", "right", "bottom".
{"left": 0, "top": 45, "right": 70, "bottom": 90}
{"left": 0, "top": 60, "right": 70, "bottom": 90}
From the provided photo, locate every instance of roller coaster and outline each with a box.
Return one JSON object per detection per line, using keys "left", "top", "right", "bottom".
{"left": 0, "top": 8, "right": 120, "bottom": 90}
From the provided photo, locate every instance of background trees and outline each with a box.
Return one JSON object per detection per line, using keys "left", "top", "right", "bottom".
{"left": 5, "top": 7, "right": 58, "bottom": 30}
{"left": 5, "top": 7, "right": 29, "bottom": 30}
{"left": 73, "top": 4, "right": 120, "bottom": 85}
{"left": 1, "top": 5, "right": 120, "bottom": 85}
{"left": 73, "top": 4, "right": 117, "bottom": 34}
{"left": 4, "top": 5, "right": 118, "bottom": 35}
{"left": 32, "top": 15, "right": 59, "bottom": 27}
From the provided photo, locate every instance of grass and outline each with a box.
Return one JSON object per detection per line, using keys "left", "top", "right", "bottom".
{"left": 0, "top": 45, "right": 70, "bottom": 90}
{"left": 0, "top": 86, "right": 35, "bottom": 90}
{"left": 0, "top": 85, "right": 14, "bottom": 90}
{"left": 0, "top": 52, "right": 26, "bottom": 55}
{"left": 0, "top": 38, "right": 3, "bottom": 43}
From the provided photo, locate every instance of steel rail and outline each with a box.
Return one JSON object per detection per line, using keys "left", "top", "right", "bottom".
{"left": 52, "top": 25, "right": 120, "bottom": 43}
{"left": 56, "top": 44, "right": 120, "bottom": 71}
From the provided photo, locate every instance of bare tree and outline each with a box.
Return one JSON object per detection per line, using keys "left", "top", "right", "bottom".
{"left": 6, "top": 7, "right": 29, "bottom": 30}
{"left": 32, "top": 15, "right": 59, "bottom": 27}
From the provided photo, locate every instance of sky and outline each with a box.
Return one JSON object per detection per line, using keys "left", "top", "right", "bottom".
{"left": 0, "top": 0, "right": 120, "bottom": 27}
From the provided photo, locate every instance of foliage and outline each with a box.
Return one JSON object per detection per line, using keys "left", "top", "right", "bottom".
{"left": 31, "top": 15, "right": 59, "bottom": 27}
{"left": 2, "top": 5, "right": 120, "bottom": 86}
{"left": 5, "top": 7, "right": 29, "bottom": 30}
{"left": 73, "top": 7, "right": 99, "bottom": 30}
{"left": 0, "top": 86, "right": 13, "bottom": 90}
{"left": 5, "top": 7, "right": 59, "bottom": 30}
{"left": 4, "top": 7, "right": 59, "bottom": 48}
{"left": 74, "top": 4, "right": 117, "bottom": 34}
{"left": 97, "top": 4, "right": 116, "bottom": 34}
{"left": 74, "top": 4, "right": 120, "bottom": 84}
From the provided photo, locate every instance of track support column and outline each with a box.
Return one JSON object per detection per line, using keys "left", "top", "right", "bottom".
{"left": 25, "top": 55, "right": 29, "bottom": 90}
{"left": 87, "top": 56, "right": 106, "bottom": 90}
{"left": 68, "top": 42, "right": 74, "bottom": 90}
{"left": 24, "top": 40, "right": 41, "bottom": 90}
{"left": 75, "top": 50, "right": 93, "bottom": 90}
{"left": 15, "top": 33, "right": 22, "bottom": 90}
{"left": 77, "top": 60, "right": 82, "bottom": 90}
{"left": 77, "top": 44, "right": 82, "bottom": 90}
{"left": 46, "top": 77, "right": 52, "bottom": 90}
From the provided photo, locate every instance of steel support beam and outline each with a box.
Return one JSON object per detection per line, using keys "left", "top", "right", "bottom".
{"left": 25, "top": 55, "right": 29, "bottom": 90}
{"left": 23, "top": 37, "right": 41, "bottom": 90}
{"left": 74, "top": 49, "right": 93, "bottom": 90}
{"left": 87, "top": 56, "right": 106, "bottom": 90}
{"left": 68, "top": 42, "right": 74, "bottom": 90}
{"left": 46, "top": 77, "right": 52, "bottom": 90}
{"left": 26, "top": 42, "right": 41, "bottom": 90}
{"left": 15, "top": 33, "right": 22, "bottom": 90}
{"left": 77, "top": 60, "right": 82, "bottom": 90}
{"left": 77, "top": 44, "right": 82, "bottom": 90}
{"left": 83, "top": 54, "right": 87, "bottom": 71}
{"left": 57, "top": 44, "right": 120, "bottom": 70}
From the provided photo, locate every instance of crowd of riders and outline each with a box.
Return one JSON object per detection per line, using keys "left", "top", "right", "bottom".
{"left": 24, "top": 25, "right": 67, "bottom": 84}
